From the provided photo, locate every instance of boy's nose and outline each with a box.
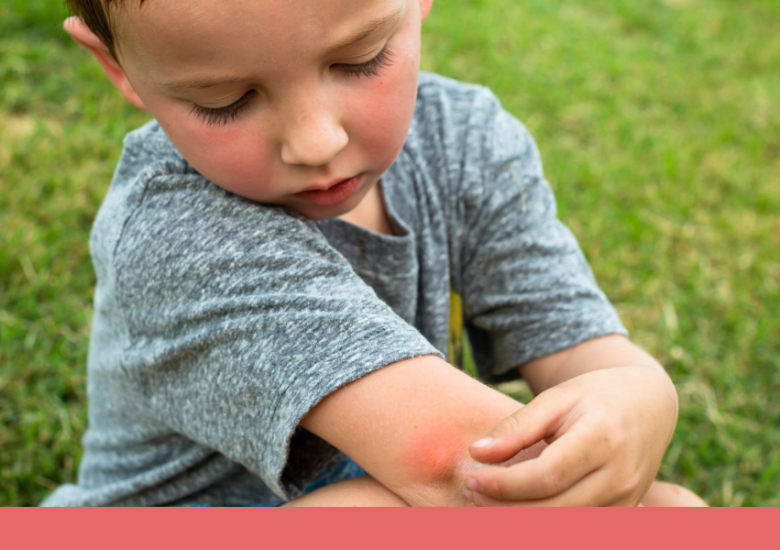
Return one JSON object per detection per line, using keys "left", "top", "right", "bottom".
{"left": 280, "top": 111, "right": 349, "bottom": 167}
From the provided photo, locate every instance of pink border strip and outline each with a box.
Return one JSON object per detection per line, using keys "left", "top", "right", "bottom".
{"left": 4, "top": 508, "right": 777, "bottom": 550}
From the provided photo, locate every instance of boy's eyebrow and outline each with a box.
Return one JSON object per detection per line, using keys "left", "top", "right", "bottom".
{"left": 161, "top": 75, "right": 248, "bottom": 92}
{"left": 329, "top": 7, "right": 405, "bottom": 52}
{"left": 157, "top": 7, "right": 405, "bottom": 92}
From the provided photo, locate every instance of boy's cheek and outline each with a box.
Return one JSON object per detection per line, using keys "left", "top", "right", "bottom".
{"left": 199, "top": 146, "right": 278, "bottom": 200}
{"left": 159, "top": 119, "right": 278, "bottom": 200}
{"left": 351, "top": 76, "right": 418, "bottom": 164}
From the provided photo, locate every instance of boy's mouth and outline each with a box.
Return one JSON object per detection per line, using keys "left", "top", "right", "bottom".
{"left": 293, "top": 175, "right": 362, "bottom": 208}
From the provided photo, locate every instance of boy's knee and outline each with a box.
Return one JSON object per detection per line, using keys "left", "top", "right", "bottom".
{"left": 641, "top": 481, "right": 708, "bottom": 507}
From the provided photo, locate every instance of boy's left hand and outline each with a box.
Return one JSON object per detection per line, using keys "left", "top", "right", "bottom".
{"left": 465, "top": 365, "right": 677, "bottom": 506}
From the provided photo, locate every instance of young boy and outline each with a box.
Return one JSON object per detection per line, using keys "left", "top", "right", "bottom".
{"left": 44, "top": 0, "right": 705, "bottom": 506}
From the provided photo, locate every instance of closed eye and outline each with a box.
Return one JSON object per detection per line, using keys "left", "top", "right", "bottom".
{"left": 190, "top": 90, "right": 257, "bottom": 126}
{"left": 337, "top": 47, "right": 394, "bottom": 79}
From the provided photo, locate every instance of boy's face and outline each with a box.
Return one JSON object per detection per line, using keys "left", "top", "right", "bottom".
{"left": 86, "top": 0, "right": 431, "bottom": 219}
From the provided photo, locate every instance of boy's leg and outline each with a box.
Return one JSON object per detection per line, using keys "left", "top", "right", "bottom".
{"left": 287, "top": 478, "right": 707, "bottom": 507}
{"left": 640, "top": 481, "right": 708, "bottom": 507}
{"left": 282, "top": 455, "right": 408, "bottom": 507}
{"left": 283, "top": 476, "right": 409, "bottom": 507}
{"left": 286, "top": 478, "right": 706, "bottom": 507}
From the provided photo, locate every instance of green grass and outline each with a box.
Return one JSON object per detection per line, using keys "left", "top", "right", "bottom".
{"left": 1, "top": 0, "right": 778, "bottom": 506}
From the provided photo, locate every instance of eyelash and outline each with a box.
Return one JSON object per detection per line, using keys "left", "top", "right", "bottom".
{"left": 190, "top": 91, "right": 256, "bottom": 126}
{"left": 340, "top": 47, "right": 395, "bottom": 79}
{"left": 190, "top": 47, "right": 395, "bottom": 126}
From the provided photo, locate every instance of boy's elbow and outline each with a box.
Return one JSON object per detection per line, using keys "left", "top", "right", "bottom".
{"left": 394, "top": 428, "right": 475, "bottom": 506}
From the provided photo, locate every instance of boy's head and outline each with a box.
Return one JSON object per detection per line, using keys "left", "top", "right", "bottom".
{"left": 66, "top": 0, "right": 433, "bottom": 220}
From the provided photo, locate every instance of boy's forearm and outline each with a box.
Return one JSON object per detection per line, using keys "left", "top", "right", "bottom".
{"left": 519, "top": 334, "right": 674, "bottom": 397}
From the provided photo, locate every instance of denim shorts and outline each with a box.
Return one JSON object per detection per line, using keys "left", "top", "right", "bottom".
{"left": 191, "top": 456, "right": 367, "bottom": 507}
{"left": 298, "top": 456, "right": 367, "bottom": 495}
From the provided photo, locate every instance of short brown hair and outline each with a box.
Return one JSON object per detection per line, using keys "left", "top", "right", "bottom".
{"left": 66, "top": 0, "right": 143, "bottom": 59}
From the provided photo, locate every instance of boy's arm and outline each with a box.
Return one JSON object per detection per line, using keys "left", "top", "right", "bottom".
{"left": 300, "top": 354, "right": 545, "bottom": 507}
{"left": 439, "top": 92, "right": 676, "bottom": 506}
{"left": 465, "top": 334, "right": 678, "bottom": 506}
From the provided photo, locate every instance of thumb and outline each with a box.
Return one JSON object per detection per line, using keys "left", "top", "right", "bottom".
{"left": 469, "top": 389, "right": 572, "bottom": 464}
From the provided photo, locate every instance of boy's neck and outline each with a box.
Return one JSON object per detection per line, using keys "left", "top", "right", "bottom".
{"left": 337, "top": 181, "right": 395, "bottom": 236}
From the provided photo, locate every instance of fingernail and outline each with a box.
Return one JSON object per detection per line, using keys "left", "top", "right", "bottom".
{"left": 472, "top": 437, "right": 494, "bottom": 448}
{"left": 466, "top": 477, "right": 481, "bottom": 492}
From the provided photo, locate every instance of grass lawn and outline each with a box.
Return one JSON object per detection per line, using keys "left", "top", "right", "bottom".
{"left": 1, "top": 0, "right": 778, "bottom": 506}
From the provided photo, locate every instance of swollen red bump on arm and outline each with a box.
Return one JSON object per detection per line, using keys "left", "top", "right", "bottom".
{"left": 401, "top": 423, "right": 479, "bottom": 503}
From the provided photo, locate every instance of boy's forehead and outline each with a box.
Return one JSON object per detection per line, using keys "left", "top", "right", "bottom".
{"left": 116, "top": 0, "right": 409, "bottom": 73}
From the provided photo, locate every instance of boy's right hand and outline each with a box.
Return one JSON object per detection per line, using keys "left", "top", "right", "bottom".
{"left": 465, "top": 365, "right": 677, "bottom": 506}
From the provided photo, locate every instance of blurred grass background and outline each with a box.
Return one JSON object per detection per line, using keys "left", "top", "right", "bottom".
{"left": 1, "top": 0, "right": 778, "bottom": 506}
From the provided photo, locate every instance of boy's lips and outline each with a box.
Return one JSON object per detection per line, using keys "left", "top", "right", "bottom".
{"left": 293, "top": 175, "right": 362, "bottom": 207}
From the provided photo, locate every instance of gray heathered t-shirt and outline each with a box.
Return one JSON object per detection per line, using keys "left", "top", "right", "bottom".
{"left": 43, "top": 72, "right": 626, "bottom": 506}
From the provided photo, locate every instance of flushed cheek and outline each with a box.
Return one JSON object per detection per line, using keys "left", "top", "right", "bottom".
{"left": 358, "top": 98, "right": 412, "bottom": 164}
{"left": 347, "top": 59, "right": 418, "bottom": 165}
{"left": 165, "top": 121, "right": 279, "bottom": 200}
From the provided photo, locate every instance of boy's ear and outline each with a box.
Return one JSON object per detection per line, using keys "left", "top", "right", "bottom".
{"left": 64, "top": 16, "right": 148, "bottom": 111}
{"left": 419, "top": 0, "right": 433, "bottom": 21}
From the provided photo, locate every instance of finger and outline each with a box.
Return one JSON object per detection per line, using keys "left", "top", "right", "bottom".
{"left": 469, "top": 387, "right": 577, "bottom": 464}
{"left": 500, "top": 439, "right": 547, "bottom": 467}
{"left": 467, "top": 423, "right": 608, "bottom": 501}
{"left": 469, "top": 468, "right": 635, "bottom": 507}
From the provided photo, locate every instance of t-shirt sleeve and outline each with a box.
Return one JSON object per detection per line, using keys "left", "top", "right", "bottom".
{"left": 113, "top": 175, "right": 441, "bottom": 500}
{"left": 458, "top": 97, "right": 627, "bottom": 383}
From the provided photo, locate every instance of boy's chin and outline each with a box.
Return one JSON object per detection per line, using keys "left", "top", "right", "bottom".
{"left": 286, "top": 203, "right": 358, "bottom": 221}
